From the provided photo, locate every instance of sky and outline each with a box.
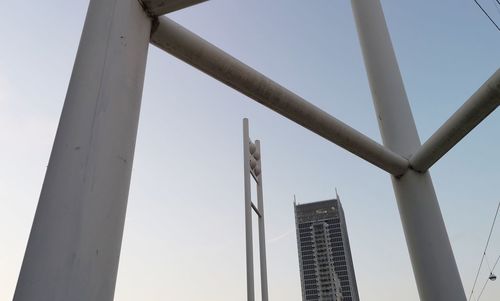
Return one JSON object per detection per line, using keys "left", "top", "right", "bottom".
{"left": 1, "top": 0, "right": 500, "bottom": 300}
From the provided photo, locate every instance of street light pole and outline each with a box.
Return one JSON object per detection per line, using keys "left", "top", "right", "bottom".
{"left": 256, "top": 140, "right": 269, "bottom": 301}
{"left": 243, "top": 118, "right": 269, "bottom": 301}
{"left": 243, "top": 118, "right": 255, "bottom": 301}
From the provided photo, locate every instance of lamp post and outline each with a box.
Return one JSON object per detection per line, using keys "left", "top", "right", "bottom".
{"left": 243, "top": 118, "right": 269, "bottom": 301}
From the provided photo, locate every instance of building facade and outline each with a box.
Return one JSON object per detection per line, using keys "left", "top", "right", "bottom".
{"left": 294, "top": 198, "right": 359, "bottom": 301}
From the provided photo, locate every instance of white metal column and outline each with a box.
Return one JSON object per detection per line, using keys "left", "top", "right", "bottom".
{"left": 256, "top": 140, "right": 269, "bottom": 301}
{"left": 243, "top": 119, "right": 269, "bottom": 301}
{"left": 14, "top": 0, "right": 151, "bottom": 300}
{"left": 351, "top": 1, "right": 466, "bottom": 300}
{"left": 243, "top": 119, "right": 255, "bottom": 301}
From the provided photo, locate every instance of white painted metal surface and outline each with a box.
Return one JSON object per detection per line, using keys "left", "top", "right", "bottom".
{"left": 151, "top": 17, "right": 409, "bottom": 176}
{"left": 243, "top": 119, "right": 255, "bottom": 301}
{"left": 13, "top": 0, "right": 151, "bottom": 300}
{"left": 242, "top": 120, "right": 269, "bottom": 301}
{"left": 351, "top": 0, "right": 467, "bottom": 300}
{"left": 410, "top": 69, "right": 500, "bottom": 172}
{"left": 256, "top": 140, "right": 269, "bottom": 301}
{"left": 12, "top": 0, "right": 499, "bottom": 300}
{"left": 140, "top": 0, "right": 207, "bottom": 16}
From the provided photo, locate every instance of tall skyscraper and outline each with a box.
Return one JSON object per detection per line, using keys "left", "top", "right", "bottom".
{"left": 294, "top": 196, "right": 359, "bottom": 301}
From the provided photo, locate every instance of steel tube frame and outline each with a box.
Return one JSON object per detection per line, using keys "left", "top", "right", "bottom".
{"left": 151, "top": 17, "right": 409, "bottom": 176}
{"left": 14, "top": 0, "right": 151, "bottom": 300}
{"left": 410, "top": 69, "right": 500, "bottom": 172}
{"left": 352, "top": 0, "right": 466, "bottom": 300}
{"left": 14, "top": 0, "right": 498, "bottom": 299}
{"left": 243, "top": 119, "right": 255, "bottom": 301}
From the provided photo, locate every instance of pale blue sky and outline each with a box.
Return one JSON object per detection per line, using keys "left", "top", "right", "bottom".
{"left": 1, "top": 0, "right": 500, "bottom": 300}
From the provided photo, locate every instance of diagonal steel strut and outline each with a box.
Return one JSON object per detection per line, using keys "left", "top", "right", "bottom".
{"left": 410, "top": 69, "right": 500, "bottom": 172}
{"left": 150, "top": 17, "right": 409, "bottom": 176}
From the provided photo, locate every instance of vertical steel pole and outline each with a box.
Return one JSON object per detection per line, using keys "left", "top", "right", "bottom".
{"left": 14, "top": 0, "right": 151, "bottom": 300}
{"left": 255, "top": 140, "right": 269, "bottom": 301}
{"left": 351, "top": 1, "right": 466, "bottom": 300}
{"left": 243, "top": 118, "right": 255, "bottom": 301}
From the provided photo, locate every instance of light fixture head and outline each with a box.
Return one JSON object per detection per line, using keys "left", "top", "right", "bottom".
{"left": 250, "top": 157, "right": 257, "bottom": 169}
{"left": 249, "top": 142, "right": 256, "bottom": 154}
{"left": 253, "top": 165, "right": 261, "bottom": 176}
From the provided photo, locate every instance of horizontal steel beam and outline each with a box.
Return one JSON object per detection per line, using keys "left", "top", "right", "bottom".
{"left": 150, "top": 17, "right": 409, "bottom": 176}
{"left": 140, "top": 0, "right": 207, "bottom": 16}
{"left": 410, "top": 69, "right": 500, "bottom": 172}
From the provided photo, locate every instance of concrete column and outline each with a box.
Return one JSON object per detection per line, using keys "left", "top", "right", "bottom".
{"left": 351, "top": 0, "right": 466, "bottom": 300}
{"left": 14, "top": 0, "right": 151, "bottom": 300}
